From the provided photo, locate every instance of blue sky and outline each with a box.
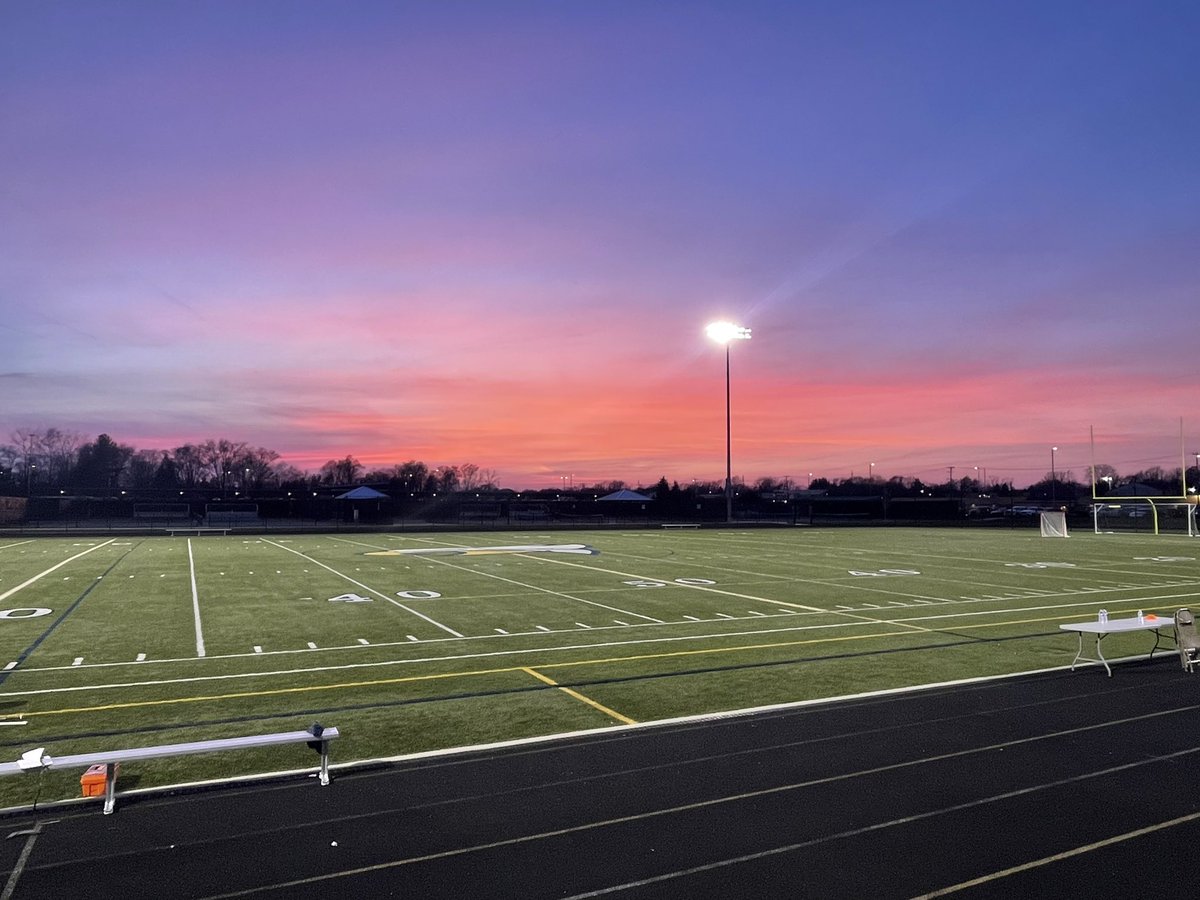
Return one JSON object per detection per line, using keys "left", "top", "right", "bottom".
{"left": 3, "top": 1, "right": 1198, "bottom": 487}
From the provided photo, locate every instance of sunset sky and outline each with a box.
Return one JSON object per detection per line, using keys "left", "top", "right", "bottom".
{"left": 4, "top": 2, "right": 1198, "bottom": 488}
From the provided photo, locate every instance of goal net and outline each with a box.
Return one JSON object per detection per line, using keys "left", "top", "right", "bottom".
{"left": 1039, "top": 511, "right": 1069, "bottom": 538}
{"left": 1092, "top": 501, "right": 1198, "bottom": 537}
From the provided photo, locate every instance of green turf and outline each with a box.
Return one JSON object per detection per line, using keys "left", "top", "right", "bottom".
{"left": 1, "top": 526, "right": 1197, "bottom": 807}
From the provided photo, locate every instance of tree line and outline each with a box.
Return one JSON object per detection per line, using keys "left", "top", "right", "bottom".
{"left": 0, "top": 428, "right": 497, "bottom": 496}
{"left": 2, "top": 427, "right": 1195, "bottom": 500}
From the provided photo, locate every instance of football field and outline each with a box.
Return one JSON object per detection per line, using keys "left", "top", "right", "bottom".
{"left": 1, "top": 527, "right": 1197, "bottom": 807}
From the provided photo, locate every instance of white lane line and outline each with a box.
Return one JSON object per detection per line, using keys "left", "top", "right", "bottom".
{"left": 222, "top": 709, "right": 1200, "bottom": 898}
{"left": 188, "top": 539, "right": 206, "bottom": 658}
{"left": 0, "top": 539, "right": 117, "bottom": 603}
{"left": 261, "top": 539, "right": 464, "bottom": 638}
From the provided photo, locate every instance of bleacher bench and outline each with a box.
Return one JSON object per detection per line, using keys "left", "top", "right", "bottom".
{"left": 0, "top": 726, "right": 338, "bottom": 814}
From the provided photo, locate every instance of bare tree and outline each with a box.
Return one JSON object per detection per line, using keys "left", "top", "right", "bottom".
{"left": 172, "top": 444, "right": 205, "bottom": 487}
{"left": 319, "top": 456, "right": 362, "bottom": 485}
{"left": 458, "top": 463, "right": 482, "bottom": 491}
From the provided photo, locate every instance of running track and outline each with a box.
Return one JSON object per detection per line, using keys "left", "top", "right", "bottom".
{"left": 1, "top": 656, "right": 1196, "bottom": 898}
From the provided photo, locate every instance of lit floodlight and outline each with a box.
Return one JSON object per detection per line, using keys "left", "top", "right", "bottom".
{"left": 707, "top": 320, "right": 753, "bottom": 524}
{"left": 705, "top": 321, "right": 752, "bottom": 344}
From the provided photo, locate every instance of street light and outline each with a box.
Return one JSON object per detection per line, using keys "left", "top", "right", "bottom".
{"left": 868, "top": 462, "right": 875, "bottom": 482}
{"left": 1051, "top": 446, "right": 1058, "bottom": 503}
{"left": 706, "top": 321, "right": 752, "bottom": 523}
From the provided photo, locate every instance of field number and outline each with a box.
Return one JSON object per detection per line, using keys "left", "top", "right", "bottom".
{"left": 396, "top": 590, "right": 442, "bottom": 600}
{"left": 849, "top": 569, "right": 920, "bottom": 577}
{"left": 0, "top": 608, "right": 52, "bottom": 619}
{"left": 1004, "top": 562, "right": 1077, "bottom": 569}
{"left": 329, "top": 593, "right": 372, "bottom": 603}
{"left": 624, "top": 578, "right": 718, "bottom": 588}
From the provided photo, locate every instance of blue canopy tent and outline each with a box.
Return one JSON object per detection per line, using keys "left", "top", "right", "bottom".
{"left": 334, "top": 485, "right": 390, "bottom": 522}
{"left": 596, "top": 489, "right": 652, "bottom": 502}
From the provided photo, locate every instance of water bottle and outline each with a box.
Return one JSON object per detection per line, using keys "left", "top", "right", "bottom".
{"left": 1099, "top": 609, "right": 1108, "bottom": 623}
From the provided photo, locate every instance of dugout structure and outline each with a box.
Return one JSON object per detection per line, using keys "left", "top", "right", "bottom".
{"left": 205, "top": 502, "right": 261, "bottom": 526}
{"left": 133, "top": 502, "right": 193, "bottom": 524}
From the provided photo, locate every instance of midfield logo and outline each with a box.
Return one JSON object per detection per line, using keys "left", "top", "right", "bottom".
{"left": 366, "top": 543, "right": 599, "bottom": 557}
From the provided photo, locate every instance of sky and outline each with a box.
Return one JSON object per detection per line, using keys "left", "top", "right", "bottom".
{"left": 3, "top": 1, "right": 1199, "bottom": 489}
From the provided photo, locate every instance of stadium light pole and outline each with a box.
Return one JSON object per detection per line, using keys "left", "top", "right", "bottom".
{"left": 706, "top": 321, "right": 752, "bottom": 524}
{"left": 1050, "top": 446, "right": 1058, "bottom": 503}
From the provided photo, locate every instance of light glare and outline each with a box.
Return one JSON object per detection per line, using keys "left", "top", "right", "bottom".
{"left": 706, "top": 321, "right": 752, "bottom": 344}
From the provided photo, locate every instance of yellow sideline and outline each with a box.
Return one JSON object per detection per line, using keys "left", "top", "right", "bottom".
{"left": 17, "top": 612, "right": 1072, "bottom": 719}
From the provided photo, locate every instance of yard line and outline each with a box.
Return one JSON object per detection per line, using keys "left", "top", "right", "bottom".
{"left": 261, "top": 538, "right": 463, "bottom": 637}
{"left": 522, "top": 666, "right": 636, "bottom": 725}
{"left": 0, "top": 607, "right": 1082, "bottom": 702}
{"left": 421, "top": 554, "right": 666, "bottom": 624}
{"left": 0, "top": 540, "right": 34, "bottom": 552}
{"left": 0, "top": 539, "right": 116, "bottom": 603}
{"left": 187, "top": 539, "right": 206, "bottom": 658}
{"left": 523, "top": 553, "right": 936, "bottom": 635}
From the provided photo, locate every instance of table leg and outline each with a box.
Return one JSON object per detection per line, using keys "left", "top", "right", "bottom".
{"left": 1094, "top": 633, "right": 1112, "bottom": 677}
{"left": 1069, "top": 631, "right": 1111, "bottom": 676}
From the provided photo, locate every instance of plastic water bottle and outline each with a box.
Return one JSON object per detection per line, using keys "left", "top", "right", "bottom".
{"left": 1137, "top": 609, "right": 1144, "bottom": 623}
{"left": 1099, "top": 609, "right": 1108, "bottom": 623}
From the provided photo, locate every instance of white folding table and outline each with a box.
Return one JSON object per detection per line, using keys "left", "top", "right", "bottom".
{"left": 1059, "top": 614, "right": 1175, "bottom": 677}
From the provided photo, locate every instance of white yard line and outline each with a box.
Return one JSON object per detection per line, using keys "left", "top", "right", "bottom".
{"left": 261, "top": 539, "right": 463, "bottom": 637}
{"left": 188, "top": 539, "right": 206, "bottom": 658}
{"left": 425, "top": 554, "right": 667, "bottom": 624}
{"left": 0, "top": 539, "right": 116, "bottom": 603}
{"left": 0, "top": 540, "right": 35, "bottom": 552}
{"left": 523, "top": 553, "right": 930, "bottom": 633}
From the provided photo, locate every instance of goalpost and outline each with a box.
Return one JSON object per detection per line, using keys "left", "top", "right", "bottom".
{"left": 1089, "top": 421, "right": 1199, "bottom": 537}
{"left": 1093, "top": 500, "right": 1199, "bottom": 537}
